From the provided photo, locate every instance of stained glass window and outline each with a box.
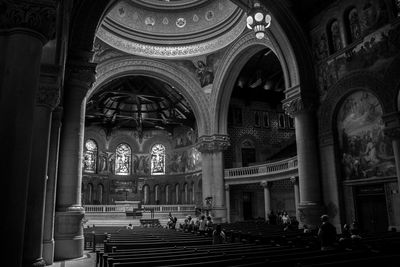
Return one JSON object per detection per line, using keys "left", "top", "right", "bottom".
{"left": 115, "top": 143, "right": 131, "bottom": 175}
{"left": 151, "top": 144, "right": 166, "bottom": 175}
{"left": 83, "top": 139, "right": 97, "bottom": 173}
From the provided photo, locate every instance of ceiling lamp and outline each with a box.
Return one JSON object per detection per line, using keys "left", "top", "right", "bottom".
{"left": 246, "top": 1, "right": 272, "bottom": 39}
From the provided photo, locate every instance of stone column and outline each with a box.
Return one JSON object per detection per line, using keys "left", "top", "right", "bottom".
{"left": 283, "top": 98, "right": 324, "bottom": 228}
{"left": 197, "top": 135, "right": 230, "bottom": 223}
{"left": 261, "top": 181, "right": 271, "bottom": 221}
{"left": 43, "top": 107, "right": 63, "bottom": 265}
{"left": 23, "top": 77, "right": 60, "bottom": 267}
{"left": 54, "top": 62, "right": 96, "bottom": 260}
{"left": 383, "top": 112, "right": 400, "bottom": 193}
{"left": 290, "top": 176, "right": 300, "bottom": 221}
{"left": 225, "top": 184, "right": 231, "bottom": 223}
{"left": 0, "top": 2, "right": 56, "bottom": 266}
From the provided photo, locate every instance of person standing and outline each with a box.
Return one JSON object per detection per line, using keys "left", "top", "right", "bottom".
{"left": 318, "top": 214, "right": 337, "bottom": 251}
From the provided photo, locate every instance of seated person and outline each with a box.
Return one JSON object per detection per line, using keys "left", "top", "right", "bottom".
{"left": 126, "top": 223, "right": 133, "bottom": 230}
{"left": 212, "top": 224, "right": 226, "bottom": 245}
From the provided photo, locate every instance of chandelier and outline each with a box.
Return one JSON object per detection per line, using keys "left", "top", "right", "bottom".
{"left": 246, "top": 1, "right": 272, "bottom": 39}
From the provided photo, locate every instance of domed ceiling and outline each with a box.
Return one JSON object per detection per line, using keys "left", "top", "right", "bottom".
{"left": 97, "top": 0, "right": 246, "bottom": 58}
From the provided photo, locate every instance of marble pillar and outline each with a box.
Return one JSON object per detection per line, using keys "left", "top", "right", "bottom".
{"left": 0, "top": 3, "right": 56, "bottom": 266}
{"left": 23, "top": 82, "right": 60, "bottom": 267}
{"left": 290, "top": 176, "right": 300, "bottom": 222}
{"left": 197, "top": 135, "right": 230, "bottom": 223}
{"left": 54, "top": 62, "right": 96, "bottom": 260}
{"left": 225, "top": 184, "right": 231, "bottom": 223}
{"left": 43, "top": 107, "right": 63, "bottom": 265}
{"left": 283, "top": 98, "right": 324, "bottom": 228}
{"left": 383, "top": 112, "right": 400, "bottom": 193}
{"left": 261, "top": 181, "right": 271, "bottom": 221}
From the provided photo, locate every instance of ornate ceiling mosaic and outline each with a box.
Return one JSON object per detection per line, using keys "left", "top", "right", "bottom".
{"left": 97, "top": 0, "right": 246, "bottom": 58}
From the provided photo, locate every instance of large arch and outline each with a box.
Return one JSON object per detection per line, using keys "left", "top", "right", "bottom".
{"left": 90, "top": 56, "right": 211, "bottom": 136}
{"left": 319, "top": 71, "right": 393, "bottom": 136}
{"left": 211, "top": 21, "right": 307, "bottom": 134}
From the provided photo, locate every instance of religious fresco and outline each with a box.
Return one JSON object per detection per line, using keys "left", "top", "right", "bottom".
{"left": 167, "top": 147, "right": 202, "bottom": 174}
{"left": 337, "top": 91, "right": 395, "bottom": 180}
{"left": 174, "top": 126, "right": 197, "bottom": 148}
{"left": 317, "top": 23, "right": 400, "bottom": 101}
{"left": 115, "top": 144, "right": 132, "bottom": 175}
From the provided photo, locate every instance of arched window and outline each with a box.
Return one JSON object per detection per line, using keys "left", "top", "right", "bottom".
{"left": 345, "top": 7, "right": 361, "bottom": 43}
{"left": 83, "top": 139, "right": 97, "bottom": 173}
{"left": 327, "top": 19, "right": 342, "bottom": 54}
{"left": 154, "top": 185, "right": 160, "bottom": 205}
{"left": 97, "top": 184, "right": 104, "bottom": 204}
{"left": 337, "top": 91, "right": 395, "bottom": 180}
{"left": 143, "top": 185, "right": 150, "bottom": 204}
{"left": 175, "top": 184, "right": 180, "bottom": 204}
{"left": 115, "top": 143, "right": 131, "bottom": 175}
{"left": 151, "top": 144, "right": 166, "bottom": 175}
{"left": 165, "top": 185, "right": 170, "bottom": 204}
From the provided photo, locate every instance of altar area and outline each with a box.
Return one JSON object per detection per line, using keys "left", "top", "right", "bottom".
{"left": 83, "top": 203, "right": 196, "bottom": 226}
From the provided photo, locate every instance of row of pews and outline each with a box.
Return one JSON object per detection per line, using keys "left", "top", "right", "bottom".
{"left": 86, "top": 223, "right": 400, "bottom": 267}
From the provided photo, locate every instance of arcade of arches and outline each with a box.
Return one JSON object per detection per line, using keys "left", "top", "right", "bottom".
{"left": 1, "top": 0, "right": 400, "bottom": 266}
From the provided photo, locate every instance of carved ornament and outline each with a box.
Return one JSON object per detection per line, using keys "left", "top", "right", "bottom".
{"left": 260, "top": 181, "right": 271, "bottom": 188}
{"left": 0, "top": 0, "right": 56, "bottom": 42}
{"left": 196, "top": 134, "right": 230, "bottom": 152}
{"left": 282, "top": 97, "right": 315, "bottom": 117}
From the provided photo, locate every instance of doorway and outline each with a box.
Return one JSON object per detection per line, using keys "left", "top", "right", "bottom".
{"left": 355, "top": 185, "right": 388, "bottom": 233}
{"left": 243, "top": 192, "right": 253, "bottom": 220}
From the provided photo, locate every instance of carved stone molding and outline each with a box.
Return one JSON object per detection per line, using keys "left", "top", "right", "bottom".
{"left": 65, "top": 62, "right": 97, "bottom": 94}
{"left": 0, "top": 0, "right": 56, "bottom": 42}
{"left": 36, "top": 84, "right": 60, "bottom": 110}
{"left": 196, "top": 134, "right": 230, "bottom": 153}
{"left": 282, "top": 97, "right": 315, "bottom": 117}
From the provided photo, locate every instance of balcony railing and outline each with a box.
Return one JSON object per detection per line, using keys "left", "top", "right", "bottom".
{"left": 224, "top": 156, "right": 298, "bottom": 179}
{"left": 84, "top": 204, "right": 196, "bottom": 213}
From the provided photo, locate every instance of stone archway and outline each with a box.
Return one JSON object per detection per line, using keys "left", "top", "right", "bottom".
{"left": 91, "top": 57, "right": 210, "bottom": 136}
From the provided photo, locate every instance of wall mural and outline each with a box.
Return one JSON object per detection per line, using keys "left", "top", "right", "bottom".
{"left": 337, "top": 91, "right": 395, "bottom": 180}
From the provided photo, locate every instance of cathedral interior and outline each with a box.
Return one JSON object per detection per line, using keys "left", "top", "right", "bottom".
{"left": 1, "top": 0, "right": 400, "bottom": 266}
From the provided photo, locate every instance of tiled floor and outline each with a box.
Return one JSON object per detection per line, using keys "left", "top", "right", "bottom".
{"left": 48, "top": 251, "right": 96, "bottom": 267}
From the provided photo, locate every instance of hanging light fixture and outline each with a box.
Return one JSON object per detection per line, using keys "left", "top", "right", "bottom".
{"left": 246, "top": 1, "right": 272, "bottom": 39}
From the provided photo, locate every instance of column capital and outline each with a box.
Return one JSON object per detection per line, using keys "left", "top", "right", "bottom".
{"left": 65, "top": 61, "right": 97, "bottom": 94}
{"left": 36, "top": 84, "right": 60, "bottom": 110}
{"left": 289, "top": 176, "right": 298, "bottom": 184}
{"left": 0, "top": 0, "right": 57, "bottom": 43}
{"left": 196, "top": 134, "right": 230, "bottom": 153}
{"left": 260, "top": 181, "right": 271, "bottom": 188}
{"left": 383, "top": 111, "right": 400, "bottom": 140}
{"left": 282, "top": 97, "right": 316, "bottom": 117}
{"left": 224, "top": 184, "right": 230, "bottom": 191}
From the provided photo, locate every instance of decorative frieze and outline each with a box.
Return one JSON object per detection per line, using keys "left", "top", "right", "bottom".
{"left": 196, "top": 134, "right": 230, "bottom": 152}
{"left": 0, "top": 0, "right": 56, "bottom": 42}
